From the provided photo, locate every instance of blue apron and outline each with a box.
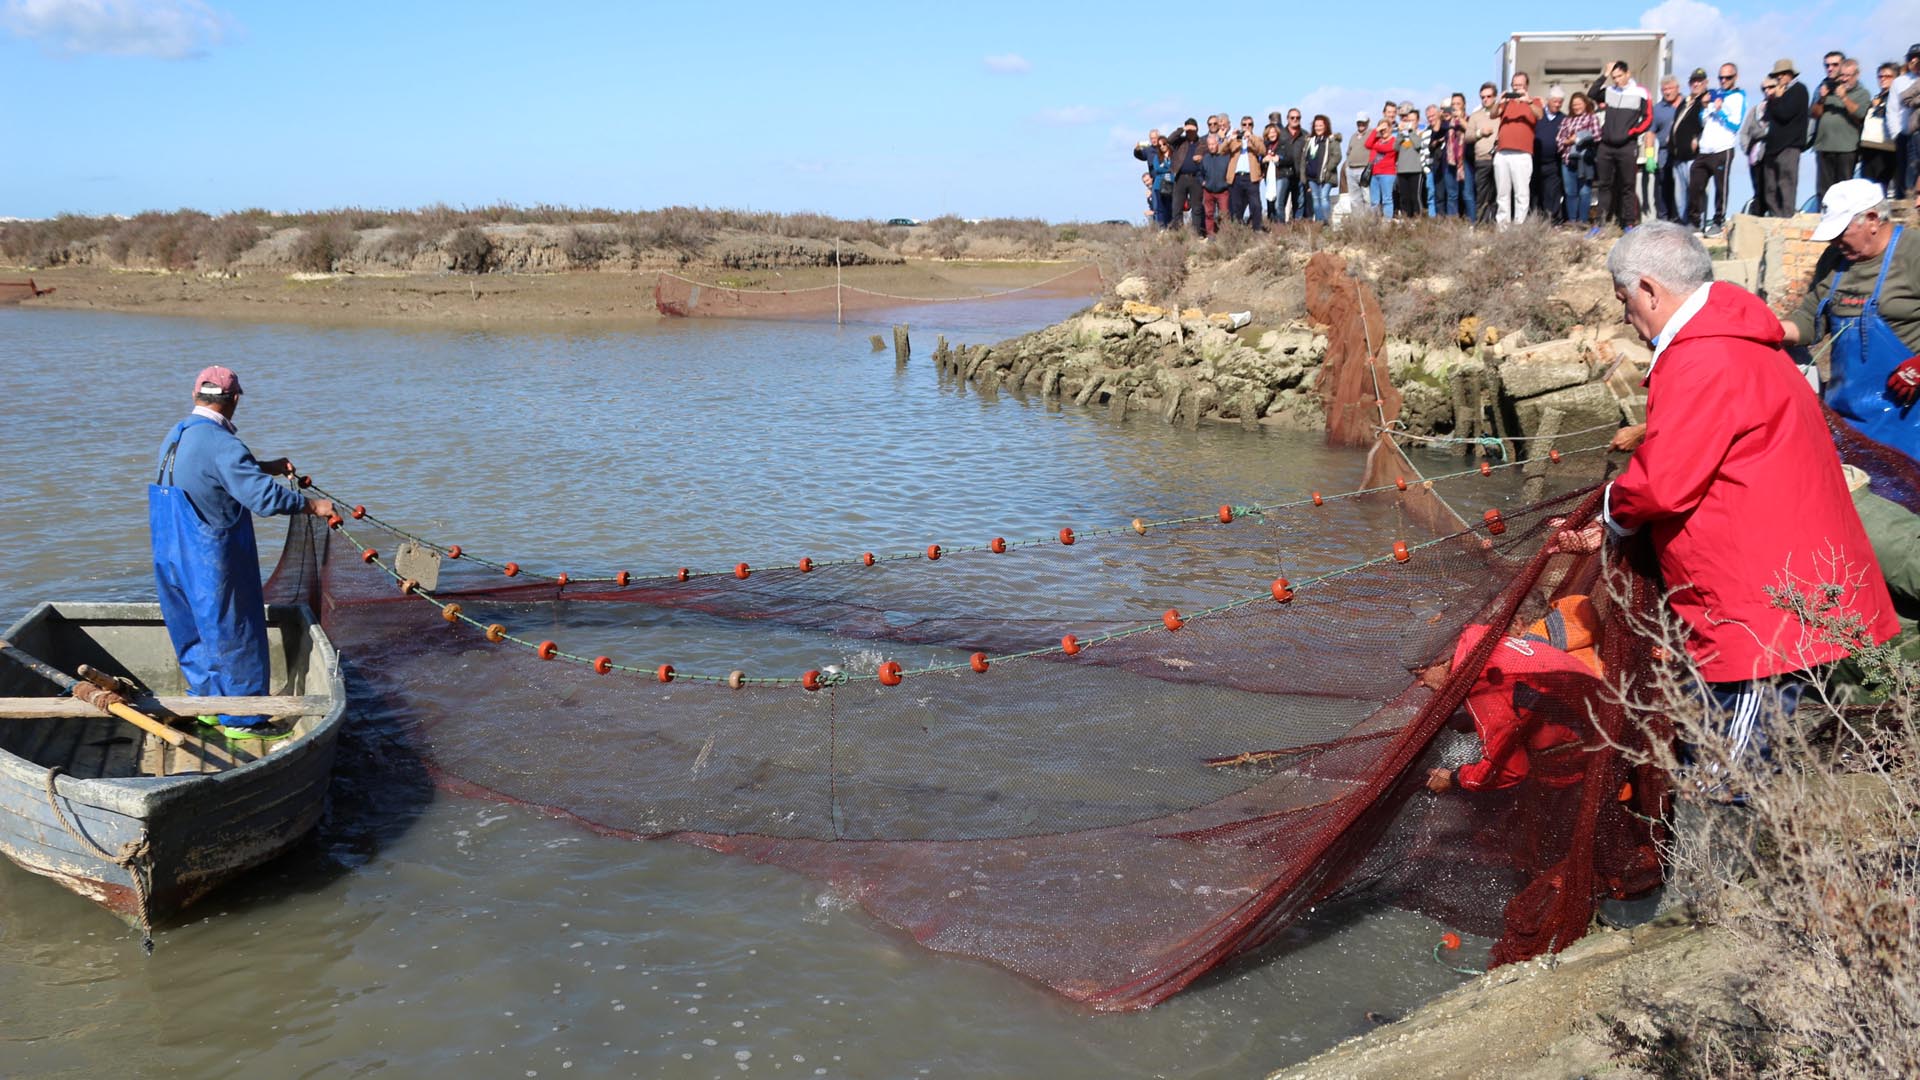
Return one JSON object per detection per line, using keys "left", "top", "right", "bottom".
{"left": 1822, "top": 225, "right": 1919, "bottom": 463}
{"left": 149, "top": 417, "right": 270, "bottom": 726}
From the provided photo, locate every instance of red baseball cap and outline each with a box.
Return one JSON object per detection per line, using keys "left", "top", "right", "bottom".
{"left": 194, "top": 365, "right": 243, "bottom": 397}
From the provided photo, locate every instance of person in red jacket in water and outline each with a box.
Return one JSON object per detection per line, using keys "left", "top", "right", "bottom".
{"left": 1423, "top": 600, "right": 1604, "bottom": 795}
{"left": 1593, "top": 222, "right": 1899, "bottom": 771}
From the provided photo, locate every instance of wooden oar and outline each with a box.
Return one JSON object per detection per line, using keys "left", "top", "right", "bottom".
{"left": 0, "top": 638, "right": 240, "bottom": 768}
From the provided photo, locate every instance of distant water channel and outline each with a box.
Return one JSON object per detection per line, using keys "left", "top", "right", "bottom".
{"left": 0, "top": 299, "right": 1482, "bottom": 1078}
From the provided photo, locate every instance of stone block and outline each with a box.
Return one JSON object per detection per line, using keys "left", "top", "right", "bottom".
{"left": 1114, "top": 275, "right": 1150, "bottom": 301}
{"left": 1724, "top": 214, "right": 1768, "bottom": 261}
{"left": 1713, "top": 258, "right": 1759, "bottom": 291}
{"left": 1513, "top": 381, "right": 1622, "bottom": 444}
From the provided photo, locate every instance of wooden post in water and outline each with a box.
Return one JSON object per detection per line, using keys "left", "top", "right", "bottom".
{"left": 835, "top": 239, "right": 843, "bottom": 326}
{"left": 893, "top": 325, "right": 910, "bottom": 365}
{"left": 1522, "top": 408, "right": 1563, "bottom": 503}
{"left": 869, "top": 334, "right": 886, "bottom": 352}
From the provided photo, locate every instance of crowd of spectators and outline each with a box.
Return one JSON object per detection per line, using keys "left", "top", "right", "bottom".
{"left": 1133, "top": 45, "right": 1920, "bottom": 239}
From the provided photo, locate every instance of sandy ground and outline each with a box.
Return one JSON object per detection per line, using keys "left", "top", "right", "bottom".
{"left": 0, "top": 260, "right": 1092, "bottom": 329}
{"left": 1274, "top": 917, "right": 1747, "bottom": 1080}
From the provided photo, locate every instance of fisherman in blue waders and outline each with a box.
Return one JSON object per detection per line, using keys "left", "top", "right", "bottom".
{"left": 151, "top": 366, "right": 333, "bottom": 740}
{"left": 1782, "top": 179, "right": 1920, "bottom": 462}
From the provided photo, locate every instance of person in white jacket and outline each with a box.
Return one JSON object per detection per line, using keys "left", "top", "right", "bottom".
{"left": 1688, "top": 62, "right": 1747, "bottom": 236}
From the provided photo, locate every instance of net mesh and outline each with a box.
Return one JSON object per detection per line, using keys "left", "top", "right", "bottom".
{"left": 652, "top": 265, "right": 1105, "bottom": 320}
{"left": 265, "top": 451, "right": 1672, "bottom": 1009}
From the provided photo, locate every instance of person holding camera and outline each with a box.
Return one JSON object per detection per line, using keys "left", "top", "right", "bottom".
{"left": 1164, "top": 118, "right": 1208, "bottom": 236}
{"left": 1265, "top": 115, "right": 1298, "bottom": 224}
{"left": 1812, "top": 56, "right": 1872, "bottom": 203}
{"left": 1467, "top": 84, "right": 1500, "bottom": 223}
{"left": 1761, "top": 60, "right": 1810, "bottom": 218}
{"left": 1364, "top": 104, "right": 1401, "bottom": 217}
{"left": 1226, "top": 116, "right": 1266, "bottom": 230}
{"left": 1688, "top": 64, "right": 1746, "bottom": 237}
{"left": 1492, "top": 72, "right": 1545, "bottom": 226}
{"left": 1589, "top": 60, "right": 1653, "bottom": 233}
{"left": 1132, "top": 130, "right": 1176, "bottom": 228}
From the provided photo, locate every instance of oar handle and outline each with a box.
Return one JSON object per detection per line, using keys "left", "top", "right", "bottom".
{"left": 1, "top": 638, "right": 237, "bottom": 765}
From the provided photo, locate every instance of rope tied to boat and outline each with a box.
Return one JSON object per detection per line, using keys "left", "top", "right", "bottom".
{"left": 43, "top": 766, "right": 154, "bottom": 954}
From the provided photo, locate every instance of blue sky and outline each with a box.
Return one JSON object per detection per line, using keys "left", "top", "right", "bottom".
{"left": 2, "top": 0, "right": 1915, "bottom": 222}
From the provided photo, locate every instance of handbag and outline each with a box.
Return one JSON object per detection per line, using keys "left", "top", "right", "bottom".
{"left": 1862, "top": 103, "right": 1894, "bottom": 151}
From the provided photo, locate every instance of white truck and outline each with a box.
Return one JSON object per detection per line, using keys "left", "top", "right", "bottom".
{"left": 1498, "top": 30, "right": 1672, "bottom": 97}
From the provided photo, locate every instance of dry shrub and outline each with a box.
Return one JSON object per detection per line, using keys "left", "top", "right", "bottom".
{"left": 368, "top": 227, "right": 429, "bottom": 265}
{"left": 562, "top": 226, "right": 612, "bottom": 267}
{"left": 444, "top": 225, "right": 493, "bottom": 273}
{"left": 1603, "top": 569, "right": 1920, "bottom": 1078}
{"left": 1111, "top": 228, "right": 1191, "bottom": 303}
{"left": 1347, "top": 217, "right": 1589, "bottom": 349}
{"left": 291, "top": 224, "right": 354, "bottom": 272}
{"left": 1194, "top": 221, "right": 1263, "bottom": 263}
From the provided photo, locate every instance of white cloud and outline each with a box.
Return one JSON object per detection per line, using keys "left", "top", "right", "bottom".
{"left": 3, "top": 0, "right": 232, "bottom": 59}
{"left": 982, "top": 52, "right": 1030, "bottom": 74}
{"left": 1642, "top": 0, "right": 1920, "bottom": 87}
{"left": 1036, "top": 105, "right": 1102, "bottom": 126}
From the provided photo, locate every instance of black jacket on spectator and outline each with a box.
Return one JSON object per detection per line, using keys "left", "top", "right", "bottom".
{"left": 1591, "top": 77, "right": 1654, "bottom": 147}
{"left": 1166, "top": 128, "right": 1206, "bottom": 176}
{"left": 1764, "top": 82, "right": 1809, "bottom": 155}
{"left": 1268, "top": 128, "right": 1298, "bottom": 177}
{"left": 1670, "top": 92, "right": 1707, "bottom": 161}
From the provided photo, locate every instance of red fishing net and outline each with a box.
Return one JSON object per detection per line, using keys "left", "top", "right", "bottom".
{"left": 264, "top": 448, "right": 1669, "bottom": 1009}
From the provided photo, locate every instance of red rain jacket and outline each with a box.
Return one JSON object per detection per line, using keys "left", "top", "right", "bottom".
{"left": 1452, "top": 625, "right": 1596, "bottom": 792}
{"left": 1607, "top": 282, "right": 1900, "bottom": 681}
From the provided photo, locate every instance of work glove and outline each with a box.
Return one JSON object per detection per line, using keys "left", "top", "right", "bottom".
{"left": 1887, "top": 357, "right": 1920, "bottom": 406}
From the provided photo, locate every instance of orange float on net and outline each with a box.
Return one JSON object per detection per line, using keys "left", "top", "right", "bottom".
{"left": 447, "top": 545, "right": 462, "bottom": 559}
{"left": 398, "top": 578, "right": 419, "bottom": 595}
{"left": 616, "top": 570, "right": 630, "bottom": 587}
{"left": 556, "top": 572, "right": 569, "bottom": 587}
{"left": 1131, "top": 518, "right": 1147, "bottom": 535}
{"left": 990, "top": 537, "right": 1006, "bottom": 554}
{"left": 326, "top": 514, "right": 343, "bottom": 529}
{"left": 297, "top": 474, "right": 312, "bottom": 488}
{"left": 1218, "top": 505, "right": 1234, "bottom": 523}
{"left": 656, "top": 664, "right": 675, "bottom": 684}
{"left": 1479, "top": 461, "right": 1492, "bottom": 477}
{"left": 1271, "top": 578, "right": 1294, "bottom": 603}
{"left": 1549, "top": 448, "right": 1562, "bottom": 463}
{"left": 593, "top": 656, "right": 613, "bottom": 675}
{"left": 485, "top": 623, "right": 506, "bottom": 643}
{"left": 1311, "top": 491, "right": 1323, "bottom": 507}
{"left": 877, "top": 661, "right": 902, "bottom": 686}
{"left": 1395, "top": 476, "right": 1408, "bottom": 492}
{"left": 360, "top": 548, "right": 377, "bottom": 564}
{"left": 1392, "top": 540, "right": 1410, "bottom": 563}
{"left": 676, "top": 567, "right": 689, "bottom": 582}
{"left": 351, "top": 505, "right": 366, "bottom": 520}
{"left": 1483, "top": 508, "right": 1507, "bottom": 535}
{"left": 537, "top": 641, "right": 558, "bottom": 660}
{"left": 1618, "top": 782, "right": 1634, "bottom": 803}
{"left": 926, "top": 544, "right": 941, "bottom": 561}
{"left": 1162, "top": 609, "right": 1185, "bottom": 631}
{"left": 503, "top": 562, "right": 520, "bottom": 577}
{"left": 862, "top": 552, "right": 875, "bottom": 567}
{"left": 441, "top": 602, "right": 462, "bottom": 623}
{"left": 1440, "top": 932, "right": 1462, "bottom": 951}
{"left": 802, "top": 670, "right": 823, "bottom": 692}
{"left": 969, "top": 652, "right": 990, "bottom": 673}
{"left": 797, "top": 557, "right": 814, "bottom": 573}
{"left": 1060, "top": 634, "right": 1081, "bottom": 655}
{"left": 1059, "top": 527, "right": 1076, "bottom": 546}
{"left": 734, "top": 562, "right": 751, "bottom": 580}
{"left": 727, "top": 670, "right": 746, "bottom": 690}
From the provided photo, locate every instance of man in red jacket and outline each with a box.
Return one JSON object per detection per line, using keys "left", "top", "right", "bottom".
{"left": 1423, "top": 623, "right": 1600, "bottom": 795}
{"left": 1599, "top": 222, "right": 1899, "bottom": 767}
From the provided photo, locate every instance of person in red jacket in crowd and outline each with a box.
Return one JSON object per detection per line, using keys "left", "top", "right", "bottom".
{"left": 1364, "top": 103, "right": 1400, "bottom": 216}
{"left": 1422, "top": 599, "right": 1605, "bottom": 795}
{"left": 1594, "top": 222, "right": 1899, "bottom": 769}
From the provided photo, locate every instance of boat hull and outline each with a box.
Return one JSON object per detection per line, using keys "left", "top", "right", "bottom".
{"left": 0, "top": 602, "right": 346, "bottom": 925}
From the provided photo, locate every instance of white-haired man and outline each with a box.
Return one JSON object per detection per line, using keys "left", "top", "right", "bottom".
{"left": 1599, "top": 222, "right": 1896, "bottom": 768}
{"left": 1781, "top": 178, "right": 1920, "bottom": 462}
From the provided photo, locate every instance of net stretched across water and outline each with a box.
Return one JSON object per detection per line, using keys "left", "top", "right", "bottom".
{"left": 265, "top": 440, "right": 1678, "bottom": 1009}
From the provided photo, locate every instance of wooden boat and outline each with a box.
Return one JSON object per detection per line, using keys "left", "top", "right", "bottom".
{"left": 0, "top": 278, "right": 55, "bottom": 304}
{"left": 0, "top": 602, "right": 344, "bottom": 933}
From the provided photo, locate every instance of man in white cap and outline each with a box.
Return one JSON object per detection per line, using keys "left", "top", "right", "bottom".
{"left": 150, "top": 366, "right": 333, "bottom": 738}
{"left": 1345, "top": 111, "right": 1372, "bottom": 205}
{"left": 1781, "top": 179, "right": 1920, "bottom": 462}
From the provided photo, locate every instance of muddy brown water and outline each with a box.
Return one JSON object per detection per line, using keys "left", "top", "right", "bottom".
{"left": 0, "top": 302, "right": 1487, "bottom": 1078}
